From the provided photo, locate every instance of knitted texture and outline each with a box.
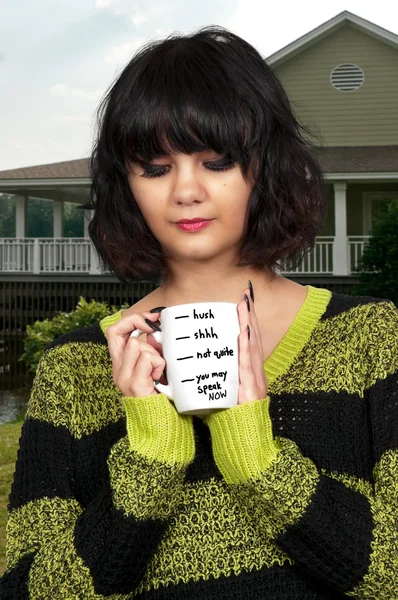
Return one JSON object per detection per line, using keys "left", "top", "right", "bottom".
{"left": 204, "top": 396, "right": 282, "bottom": 483}
{"left": 1, "top": 285, "right": 397, "bottom": 600}
{"left": 123, "top": 394, "right": 195, "bottom": 465}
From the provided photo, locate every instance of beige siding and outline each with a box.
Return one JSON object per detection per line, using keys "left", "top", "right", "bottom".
{"left": 274, "top": 24, "right": 398, "bottom": 146}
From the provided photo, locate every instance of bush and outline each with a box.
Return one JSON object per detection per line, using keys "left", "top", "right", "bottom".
{"left": 350, "top": 199, "right": 398, "bottom": 307}
{"left": 20, "top": 297, "right": 125, "bottom": 374}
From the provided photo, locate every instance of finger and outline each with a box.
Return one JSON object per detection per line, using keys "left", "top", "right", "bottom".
{"left": 146, "top": 333, "right": 164, "bottom": 357}
{"left": 133, "top": 348, "right": 166, "bottom": 388}
{"left": 245, "top": 287, "right": 264, "bottom": 362}
{"left": 238, "top": 325, "right": 256, "bottom": 404}
{"left": 106, "top": 311, "right": 162, "bottom": 366}
{"left": 239, "top": 289, "right": 265, "bottom": 392}
{"left": 118, "top": 338, "right": 160, "bottom": 387}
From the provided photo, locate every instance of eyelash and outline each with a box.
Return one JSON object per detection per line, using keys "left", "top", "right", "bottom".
{"left": 140, "top": 160, "right": 236, "bottom": 179}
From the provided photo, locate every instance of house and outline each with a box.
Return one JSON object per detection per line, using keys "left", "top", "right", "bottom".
{"left": 1, "top": 10, "right": 397, "bottom": 287}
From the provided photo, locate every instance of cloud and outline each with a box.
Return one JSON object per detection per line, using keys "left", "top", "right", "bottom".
{"left": 131, "top": 12, "right": 147, "bottom": 26}
{"left": 8, "top": 139, "right": 46, "bottom": 152}
{"left": 94, "top": 0, "right": 163, "bottom": 24}
{"left": 104, "top": 39, "right": 145, "bottom": 64}
{"left": 95, "top": 0, "right": 114, "bottom": 9}
{"left": 50, "top": 84, "right": 104, "bottom": 101}
{"left": 48, "top": 115, "right": 90, "bottom": 123}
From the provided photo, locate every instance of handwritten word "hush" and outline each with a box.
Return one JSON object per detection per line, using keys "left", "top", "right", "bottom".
{"left": 193, "top": 308, "right": 215, "bottom": 319}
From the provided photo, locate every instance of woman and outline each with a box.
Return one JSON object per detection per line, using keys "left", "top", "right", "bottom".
{"left": 1, "top": 26, "right": 397, "bottom": 600}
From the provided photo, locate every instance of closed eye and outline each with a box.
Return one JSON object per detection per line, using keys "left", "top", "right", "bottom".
{"left": 139, "top": 160, "right": 236, "bottom": 179}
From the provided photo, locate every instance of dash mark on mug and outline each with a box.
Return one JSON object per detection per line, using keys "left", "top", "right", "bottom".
{"left": 175, "top": 315, "right": 189, "bottom": 319}
{"left": 176, "top": 336, "right": 190, "bottom": 340}
{"left": 181, "top": 378, "right": 195, "bottom": 383}
{"left": 177, "top": 356, "right": 194, "bottom": 360}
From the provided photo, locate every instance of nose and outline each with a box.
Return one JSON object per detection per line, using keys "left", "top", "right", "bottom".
{"left": 171, "top": 164, "right": 207, "bottom": 206}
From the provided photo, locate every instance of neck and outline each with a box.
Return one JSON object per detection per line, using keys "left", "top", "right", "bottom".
{"left": 158, "top": 259, "right": 279, "bottom": 306}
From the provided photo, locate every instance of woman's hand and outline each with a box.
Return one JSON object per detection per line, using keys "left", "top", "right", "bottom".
{"left": 237, "top": 283, "right": 268, "bottom": 405}
{"left": 106, "top": 309, "right": 166, "bottom": 398}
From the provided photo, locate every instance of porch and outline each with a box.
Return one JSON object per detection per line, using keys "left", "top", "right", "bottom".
{"left": 0, "top": 235, "right": 369, "bottom": 276}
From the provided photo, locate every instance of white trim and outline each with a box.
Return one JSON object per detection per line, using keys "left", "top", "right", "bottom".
{"left": 15, "top": 196, "right": 28, "bottom": 238}
{"left": 0, "top": 178, "right": 91, "bottom": 189}
{"left": 1, "top": 173, "right": 397, "bottom": 192}
{"left": 333, "top": 182, "right": 349, "bottom": 275}
{"left": 324, "top": 172, "right": 398, "bottom": 181}
{"left": 267, "top": 11, "right": 398, "bottom": 67}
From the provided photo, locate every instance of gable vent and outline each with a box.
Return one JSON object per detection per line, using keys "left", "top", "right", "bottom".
{"left": 330, "top": 64, "right": 364, "bottom": 92}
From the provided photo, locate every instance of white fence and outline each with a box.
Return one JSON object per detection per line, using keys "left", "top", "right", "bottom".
{"left": 348, "top": 236, "right": 370, "bottom": 274}
{"left": 0, "top": 236, "right": 369, "bottom": 275}
{"left": 283, "top": 237, "right": 334, "bottom": 275}
{"left": 0, "top": 238, "right": 94, "bottom": 274}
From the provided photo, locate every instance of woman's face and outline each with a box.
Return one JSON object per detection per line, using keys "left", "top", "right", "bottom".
{"left": 127, "top": 149, "right": 254, "bottom": 263}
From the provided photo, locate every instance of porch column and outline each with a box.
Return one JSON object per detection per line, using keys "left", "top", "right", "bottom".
{"left": 53, "top": 200, "right": 64, "bottom": 238}
{"left": 83, "top": 209, "right": 92, "bottom": 239}
{"left": 15, "top": 195, "right": 28, "bottom": 238}
{"left": 333, "top": 182, "right": 349, "bottom": 276}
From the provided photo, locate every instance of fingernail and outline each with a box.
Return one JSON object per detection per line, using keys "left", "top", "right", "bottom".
{"left": 149, "top": 306, "right": 166, "bottom": 313}
{"left": 154, "top": 379, "right": 160, "bottom": 385}
{"left": 248, "top": 280, "right": 254, "bottom": 303}
{"left": 145, "top": 318, "right": 161, "bottom": 331}
{"left": 244, "top": 293, "right": 250, "bottom": 312}
{"left": 247, "top": 324, "right": 251, "bottom": 340}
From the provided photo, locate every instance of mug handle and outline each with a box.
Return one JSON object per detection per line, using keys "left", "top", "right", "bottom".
{"left": 130, "top": 328, "right": 173, "bottom": 399}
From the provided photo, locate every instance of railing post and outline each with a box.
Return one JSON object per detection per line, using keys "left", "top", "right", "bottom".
{"left": 89, "top": 242, "right": 101, "bottom": 275}
{"left": 33, "top": 239, "right": 40, "bottom": 274}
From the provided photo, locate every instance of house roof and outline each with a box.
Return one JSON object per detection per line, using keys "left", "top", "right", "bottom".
{"left": 0, "top": 147, "right": 397, "bottom": 183}
{"left": 313, "top": 146, "right": 398, "bottom": 173}
{"left": 267, "top": 10, "right": 398, "bottom": 67}
{"left": 0, "top": 158, "right": 90, "bottom": 180}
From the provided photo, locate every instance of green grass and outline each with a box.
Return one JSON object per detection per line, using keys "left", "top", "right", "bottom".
{"left": 0, "top": 421, "right": 22, "bottom": 576}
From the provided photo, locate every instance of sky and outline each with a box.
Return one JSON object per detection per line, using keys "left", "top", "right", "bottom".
{"left": 1, "top": 0, "right": 397, "bottom": 171}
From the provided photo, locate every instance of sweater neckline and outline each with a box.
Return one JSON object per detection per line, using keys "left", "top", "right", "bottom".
{"left": 264, "top": 285, "right": 332, "bottom": 384}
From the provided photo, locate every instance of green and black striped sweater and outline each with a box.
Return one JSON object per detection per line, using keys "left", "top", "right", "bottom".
{"left": 1, "top": 286, "right": 398, "bottom": 599}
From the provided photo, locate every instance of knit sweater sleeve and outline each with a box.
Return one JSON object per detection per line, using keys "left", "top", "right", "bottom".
{"left": 0, "top": 345, "right": 194, "bottom": 599}
{"left": 205, "top": 300, "right": 398, "bottom": 599}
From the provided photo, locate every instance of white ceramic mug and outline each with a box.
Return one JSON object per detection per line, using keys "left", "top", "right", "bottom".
{"left": 130, "top": 302, "right": 240, "bottom": 415}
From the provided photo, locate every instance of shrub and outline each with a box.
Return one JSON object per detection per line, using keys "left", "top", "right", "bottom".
{"left": 20, "top": 297, "right": 125, "bottom": 374}
{"left": 350, "top": 199, "right": 398, "bottom": 307}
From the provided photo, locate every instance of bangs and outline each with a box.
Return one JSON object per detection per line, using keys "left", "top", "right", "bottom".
{"left": 113, "top": 41, "right": 255, "bottom": 172}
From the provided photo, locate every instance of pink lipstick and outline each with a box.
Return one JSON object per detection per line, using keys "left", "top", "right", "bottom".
{"left": 176, "top": 219, "right": 213, "bottom": 232}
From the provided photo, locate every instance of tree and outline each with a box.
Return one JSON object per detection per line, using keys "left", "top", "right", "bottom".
{"left": 0, "top": 194, "right": 16, "bottom": 237}
{"left": 0, "top": 196, "right": 85, "bottom": 237}
{"left": 351, "top": 199, "right": 398, "bottom": 306}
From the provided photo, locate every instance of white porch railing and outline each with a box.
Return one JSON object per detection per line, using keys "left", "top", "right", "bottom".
{"left": 283, "top": 236, "right": 334, "bottom": 275}
{"left": 0, "top": 238, "right": 92, "bottom": 274}
{"left": 348, "top": 236, "right": 370, "bottom": 274}
{"left": 0, "top": 236, "right": 370, "bottom": 275}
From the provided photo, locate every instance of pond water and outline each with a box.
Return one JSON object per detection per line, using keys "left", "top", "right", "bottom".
{"left": 0, "top": 386, "right": 31, "bottom": 425}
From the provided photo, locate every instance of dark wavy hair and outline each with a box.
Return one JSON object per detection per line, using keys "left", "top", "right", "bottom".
{"left": 86, "top": 25, "right": 325, "bottom": 281}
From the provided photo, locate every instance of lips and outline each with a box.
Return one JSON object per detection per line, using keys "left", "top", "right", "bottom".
{"left": 176, "top": 218, "right": 211, "bottom": 224}
{"left": 176, "top": 219, "right": 213, "bottom": 232}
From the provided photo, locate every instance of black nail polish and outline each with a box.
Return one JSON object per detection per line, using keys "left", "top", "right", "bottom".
{"left": 154, "top": 379, "right": 160, "bottom": 385}
{"left": 248, "top": 280, "right": 254, "bottom": 303}
{"left": 244, "top": 293, "right": 250, "bottom": 312}
{"left": 145, "top": 318, "right": 161, "bottom": 331}
{"left": 247, "top": 324, "right": 251, "bottom": 340}
{"left": 149, "top": 306, "right": 166, "bottom": 313}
